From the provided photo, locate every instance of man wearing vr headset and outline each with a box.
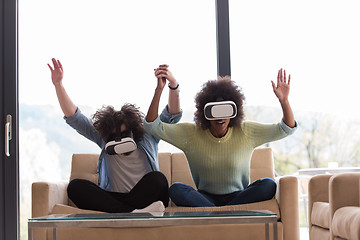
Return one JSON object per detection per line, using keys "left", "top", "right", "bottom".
{"left": 48, "top": 58, "right": 182, "bottom": 213}
{"left": 145, "top": 69, "right": 297, "bottom": 207}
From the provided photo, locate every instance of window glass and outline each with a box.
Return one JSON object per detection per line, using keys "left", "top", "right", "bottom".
{"left": 230, "top": 0, "right": 360, "bottom": 230}
{"left": 19, "top": 1, "right": 216, "bottom": 238}
{"left": 229, "top": 0, "right": 360, "bottom": 170}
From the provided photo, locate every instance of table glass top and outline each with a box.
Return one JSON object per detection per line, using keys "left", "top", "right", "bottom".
{"left": 29, "top": 210, "right": 276, "bottom": 222}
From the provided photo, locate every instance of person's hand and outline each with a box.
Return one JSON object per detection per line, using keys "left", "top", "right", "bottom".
{"left": 154, "top": 64, "right": 177, "bottom": 89}
{"left": 271, "top": 68, "right": 290, "bottom": 103}
{"left": 47, "top": 58, "right": 64, "bottom": 87}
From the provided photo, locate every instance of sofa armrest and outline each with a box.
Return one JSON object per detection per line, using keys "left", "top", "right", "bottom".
{"left": 329, "top": 173, "right": 360, "bottom": 218}
{"left": 32, "top": 181, "right": 69, "bottom": 217}
{"left": 308, "top": 174, "right": 332, "bottom": 203}
{"left": 275, "top": 175, "right": 299, "bottom": 240}
{"left": 307, "top": 173, "right": 332, "bottom": 239}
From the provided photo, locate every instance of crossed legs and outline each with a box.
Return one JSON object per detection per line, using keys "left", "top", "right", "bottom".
{"left": 67, "top": 171, "right": 169, "bottom": 213}
{"left": 169, "top": 178, "right": 276, "bottom": 207}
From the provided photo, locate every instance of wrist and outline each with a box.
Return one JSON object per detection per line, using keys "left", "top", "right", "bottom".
{"left": 168, "top": 78, "right": 178, "bottom": 87}
{"left": 279, "top": 98, "right": 289, "bottom": 105}
{"left": 54, "top": 82, "right": 64, "bottom": 89}
{"left": 168, "top": 82, "right": 179, "bottom": 90}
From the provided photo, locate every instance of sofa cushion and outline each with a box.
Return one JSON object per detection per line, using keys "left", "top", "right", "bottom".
{"left": 310, "top": 225, "right": 330, "bottom": 240}
{"left": 52, "top": 198, "right": 280, "bottom": 220}
{"left": 332, "top": 206, "right": 360, "bottom": 240}
{"left": 311, "top": 201, "right": 330, "bottom": 229}
{"left": 250, "top": 148, "right": 275, "bottom": 182}
{"left": 52, "top": 204, "right": 103, "bottom": 214}
{"left": 70, "top": 154, "right": 98, "bottom": 184}
{"left": 158, "top": 152, "right": 172, "bottom": 186}
{"left": 171, "top": 152, "right": 197, "bottom": 189}
{"left": 165, "top": 198, "right": 280, "bottom": 220}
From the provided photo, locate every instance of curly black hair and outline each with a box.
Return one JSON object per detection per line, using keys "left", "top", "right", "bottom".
{"left": 92, "top": 103, "right": 145, "bottom": 143}
{"left": 194, "top": 77, "right": 246, "bottom": 129}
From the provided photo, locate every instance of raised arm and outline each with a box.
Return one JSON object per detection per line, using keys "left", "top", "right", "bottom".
{"left": 47, "top": 58, "right": 77, "bottom": 117}
{"left": 271, "top": 68, "right": 296, "bottom": 128}
{"left": 146, "top": 65, "right": 180, "bottom": 122}
{"left": 165, "top": 66, "right": 181, "bottom": 115}
{"left": 157, "top": 64, "right": 181, "bottom": 114}
{"left": 145, "top": 68, "right": 166, "bottom": 122}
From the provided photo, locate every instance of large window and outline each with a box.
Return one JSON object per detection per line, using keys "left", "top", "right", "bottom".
{"left": 230, "top": 0, "right": 360, "bottom": 231}
{"left": 230, "top": 0, "right": 360, "bottom": 171}
{"left": 19, "top": 1, "right": 216, "bottom": 238}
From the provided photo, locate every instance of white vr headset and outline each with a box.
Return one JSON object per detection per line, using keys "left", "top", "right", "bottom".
{"left": 105, "top": 127, "right": 137, "bottom": 155}
{"left": 204, "top": 101, "right": 237, "bottom": 120}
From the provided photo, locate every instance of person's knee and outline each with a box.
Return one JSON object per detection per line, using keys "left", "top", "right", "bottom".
{"left": 169, "top": 183, "right": 180, "bottom": 198}
{"left": 169, "top": 182, "right": 179, "bottom": 191}
{"left": 261, "top": 178, "right": 277, "bottom": 199}
{"left": 67, "top": 178, "right": 87, "bottom": 199}
{"left": 145, "top": 171, "right": 168, "bottom": 188}
{"left": 169, "top": 183, "right": 191, "bottom": 199}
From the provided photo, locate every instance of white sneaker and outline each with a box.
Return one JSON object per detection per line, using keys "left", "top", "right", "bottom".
{"left": 131, "top": 201, "right": 165, "bottom": 213}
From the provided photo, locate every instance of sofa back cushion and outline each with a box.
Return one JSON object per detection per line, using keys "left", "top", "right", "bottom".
{"left": 158, "top": 152, "right": 172, "bottom": 186}
{"left": 250, "top": 147, "right": 275, "bottom": 182}
{"left": 70, "top": 153, "right": 172, "bottom": 185}
{"left": 171, "top": 152, "right": 197, "bottom": 189}
{"left": 70, "top": 154, "right": 98, "bottom": 184}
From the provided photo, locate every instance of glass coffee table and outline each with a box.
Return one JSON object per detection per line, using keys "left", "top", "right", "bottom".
{"left": 28, "top": 210, "right": 278, "bottom": 240}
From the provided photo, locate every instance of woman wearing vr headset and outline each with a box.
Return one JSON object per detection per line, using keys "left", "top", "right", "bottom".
{"left": 145, "top": 69, "right": 297, "bottom": 207}
{"left": 48, "top": 58, "right": 182, "bottom": 213}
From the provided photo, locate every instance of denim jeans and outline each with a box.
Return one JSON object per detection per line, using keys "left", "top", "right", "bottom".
{"left": 169, "top": 178, "right": 277, "bottom": 207}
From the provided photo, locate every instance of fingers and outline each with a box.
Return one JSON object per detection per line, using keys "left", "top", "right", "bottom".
{"left": 155, "top": 68, "right": 168, "bottom": 73}
{"left": 52, "top": 58, "right": 59, "bottom": 69}
{"left": 58, "top": 60, "right": 63, "bottom": 71}
{"left": 288, "top": 74, "right": 291, "bottom": 85}
{"left": 47, "top": 63, "right": 54, "bottom": 71}
{"left": 48, "top": 58, "right": 64, "bottom": 73}
{"left": 154, "top": 64, "right": 169, "bottom": 71}
{"left": 157, "top": 76, "right": 166, "bottom": 86}
{"left": 277, "top": 69, "right": 281, "bottom": 85}
{"left": 154, "top": 69, "right": 166, "bottom": 75}
{"left": 50, "top": 58, "right": 62, "bottom": 71}
{"left": 277, "top": 68, "right": 290, "bottom": 84}
{"left": 154, "top": 67, "right": 169, "bottom": 79}
{"left": 155, "top": 69, "right": 167, "bottom": 75}
{"left": 271, "top": 80, "right": 276, "bottom": 91}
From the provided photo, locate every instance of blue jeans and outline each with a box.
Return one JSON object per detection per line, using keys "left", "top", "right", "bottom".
{"left": 169, "top": 178, "right": 277, "bottom": 207}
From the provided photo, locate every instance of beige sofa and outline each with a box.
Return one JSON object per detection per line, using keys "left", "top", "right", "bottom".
{"left": 308, "top": 174, "right": 332, "bottom": 239}
{"left": 309, "top": 172, "right": 360, "bottom": 240}
{"left": 32, "top": 147, "right": 299, "bottom": 240}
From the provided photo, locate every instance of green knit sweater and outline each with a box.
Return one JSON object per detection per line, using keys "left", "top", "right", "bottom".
{"left": 144, "top": 117, "right": 297, "bottom": 194}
